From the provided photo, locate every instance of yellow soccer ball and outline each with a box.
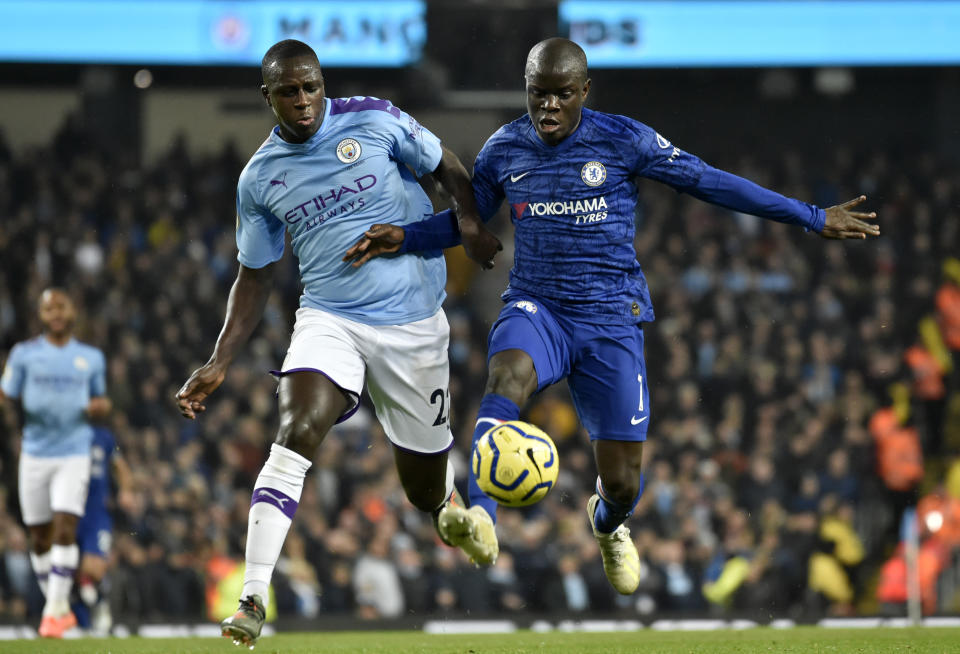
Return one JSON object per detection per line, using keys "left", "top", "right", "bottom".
{"left": 472, "top": 421, "right": 559, "bottom": 507}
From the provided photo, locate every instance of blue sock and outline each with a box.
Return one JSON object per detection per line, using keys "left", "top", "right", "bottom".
{"left": 593, "top": 474, "right": 645, "bottom": 534}
{"left": 467, "top": 393, "right": 520, "bottom": 524}
{"left": 72, "top": 598, "right": 91, "bottom": 628}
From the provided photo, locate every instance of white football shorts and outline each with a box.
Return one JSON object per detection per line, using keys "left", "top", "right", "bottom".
{"left": 18, "top": 452, "right": 91, "bottom": 525}
{"left": 276, "top": 307, "right": 454, "bottom": 454}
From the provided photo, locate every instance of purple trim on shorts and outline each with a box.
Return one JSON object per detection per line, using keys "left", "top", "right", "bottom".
{"left": 50, "top": 566, "right": 75, "bottom": 578}
{"left": 335, "top": 402, "right": 361, "bottom": 425}
{"left": 251, "top": 487, "right": 299, "bottom": 520}
{"left": 269, "top": 367, "right": 360, "bottom": 424}
{"left": 329, "top": 97, "right": 401, "bottom": 119}
{"left": 391, "top": 438, "right": 455, "bottom": 457}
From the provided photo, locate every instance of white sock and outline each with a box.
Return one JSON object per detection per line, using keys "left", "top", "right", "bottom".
{"left": 447, "top": 459, "right": 456, "bottom": 495}
{"left": 44, "top": 544, "right": 78, "bottom": 617}
{"left": 242, "top": 443, "right": 311, "bottom": 608}
{"left": 29, "top": 551, "right": 51, "bottom": 598}
{"left": 79, "top": 578, "right": 99, "bottom": 606}
{"left": 440, "top": 459, "right": 455, "bottom": 510}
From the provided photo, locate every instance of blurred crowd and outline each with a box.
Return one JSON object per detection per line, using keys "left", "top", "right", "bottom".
{"left": 0, "top": 116, "right": 959, "bottom": 625}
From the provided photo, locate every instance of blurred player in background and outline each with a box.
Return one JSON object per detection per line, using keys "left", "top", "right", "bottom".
{"left": 72, "top": 425, "right": 133, "bottom": 634}
{"left": 344, "top": 38, "right": 879, "bottom": 596}
{"left": 175, "top": 39, "right": 500, "bottom": 648}
{"left": 0, "top": 288, "right": 110, "bottom": 637}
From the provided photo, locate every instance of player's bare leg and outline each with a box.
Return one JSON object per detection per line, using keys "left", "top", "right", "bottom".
{"left": 222, "top": 372, "right": 348, "bottom": 649}
{"left": 457, "top": 349, "right": 539, "bottom": 564}
{"left": 397, "top": 448, "right": 498, "bottom": 566}
{"left": 589, "top": 440, "right": 644, "bottom": 594}
{"left": 394, "top": 447, "right": 450, "bottom": 513}
{"left": 466, "top": 349, "right": 538, "bottom": 520}
{"left": 485, "top": 349, "right": 539, "bottom": 407}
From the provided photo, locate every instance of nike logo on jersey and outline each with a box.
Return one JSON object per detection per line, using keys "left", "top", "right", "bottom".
{"left": 510, "top": 171, "right": 531, "bottom": 182}
{"left": 631, "top": 416, "right": 648, "bottom": 426}
{"left": 257, "top": 489, "right": 289, "bottom": 508}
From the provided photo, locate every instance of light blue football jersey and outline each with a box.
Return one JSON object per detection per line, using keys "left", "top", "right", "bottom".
{"left": 1, "top": 337, "right": 107, "bottom": 457}
{"left": 236, "top": 96, "right": 447, "bottom": 325}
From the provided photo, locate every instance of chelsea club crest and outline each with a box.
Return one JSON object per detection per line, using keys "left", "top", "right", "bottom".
{"left": 580, "top": 161, "right": 606, "bottom": 187}
{"left": 336, "top": 138, "right": 362, "bottom": 164}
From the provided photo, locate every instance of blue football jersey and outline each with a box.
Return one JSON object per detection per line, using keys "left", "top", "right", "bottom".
{"left": 85, "top": 426, "right": 116, "bottom": 514}
{"left": 1, "top": 337, "right": 107, "bottom": 457}
{"left": 473, "top": 108, "right": 824, "bottom": 325}
{"left": 473, "top": 108, "right": 716, "bottom": 324}
{"left": 236, "top": 96, "right": 446, "bottom": 326}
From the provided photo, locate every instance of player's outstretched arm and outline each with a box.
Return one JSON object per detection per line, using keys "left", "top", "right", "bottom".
{"left": 176, "top": 263, "right": 275, "bottom": 419}
{"left": 343, "top": 209, "right": 467, "bottom": 267}
{"left": 819, "top": 195, "right": 880, "bottom": 240}
{"left": 431, "top": 146, "right": 501, "bottom": 269}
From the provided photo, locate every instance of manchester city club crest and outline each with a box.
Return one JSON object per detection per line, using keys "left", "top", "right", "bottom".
{"left": 580, "top": 161, "right": 606, "bottom": 187}
{"left": 336, "top": 138, "right": 362, "bottom": 164}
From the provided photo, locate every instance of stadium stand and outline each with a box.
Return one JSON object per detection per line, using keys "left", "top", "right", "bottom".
{"left": 0, "top": 115, "right": 958, "bottom": 625}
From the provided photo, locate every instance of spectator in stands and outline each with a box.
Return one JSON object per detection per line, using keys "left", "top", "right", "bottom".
{"left": 1, "top": 120, "right": 957, "bottom": 623}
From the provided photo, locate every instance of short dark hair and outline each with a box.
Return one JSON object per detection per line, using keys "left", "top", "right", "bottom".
{"left": 525, "top": 37, "right": 588, "bottom": 83}
{"left": 261, "top": 39, "right": 319, "bottom": 84}
{"left": 38, "top": 287, "right": 73, "bottom": 308}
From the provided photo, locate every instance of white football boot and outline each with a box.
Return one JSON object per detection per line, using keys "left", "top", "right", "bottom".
{"left": 587, "top": 494, "right": 642, "bottom": 594}
{"left": 437, "top": 503, "right": 499, "bottom": 566}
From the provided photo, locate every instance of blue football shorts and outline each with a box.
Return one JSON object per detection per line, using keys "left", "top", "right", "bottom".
{"left": 487, "top": 296, "right": 650, "bottom": 441}
{"left": 76, "top": 505, "right": 112, "bottom": 558}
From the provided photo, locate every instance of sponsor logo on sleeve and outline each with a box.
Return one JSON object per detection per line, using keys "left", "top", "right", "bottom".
{"left": 407, "top": 116, "right": 423, "bottom": 141}
{"left": 514, "top": 301, "right": 538, "bottom": 314}
{"left": 656, "top": 133, "right": 681, "bottom": 163}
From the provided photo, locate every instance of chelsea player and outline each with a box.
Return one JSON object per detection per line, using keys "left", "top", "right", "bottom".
{"left": 175, "top": 40, "right": 500, "bottom": 648}
{"left": 0, "top": 288, "right": 110, "bottom": 637}
{"left": 344, "top": 38, "right": 879, "bottom": 595}
{"left": 73, "top": 425, "right": 133, "bottom": 634}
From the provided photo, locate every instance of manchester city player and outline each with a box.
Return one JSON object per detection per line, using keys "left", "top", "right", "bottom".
{"left": 0, "top": 288, "right": 110, "bottom": 637}
{"left": 344, "top": 38, "right": 879, "bottom": 595}
{"left": 175, "top": 40, "right": 500, "bottom": 648}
